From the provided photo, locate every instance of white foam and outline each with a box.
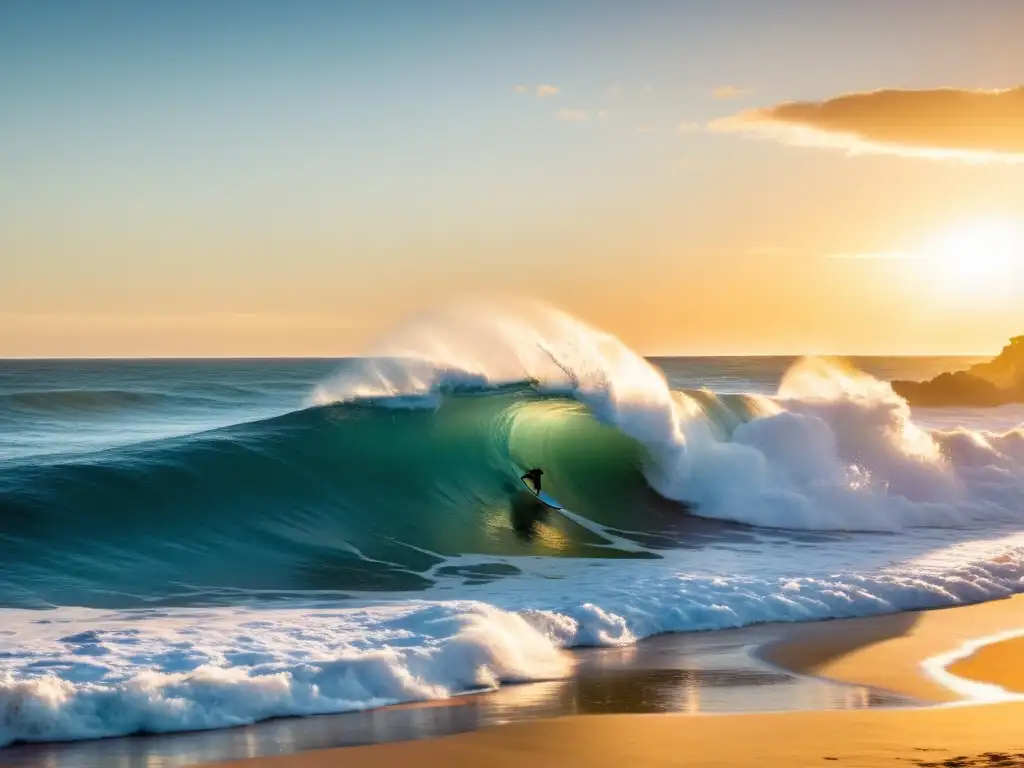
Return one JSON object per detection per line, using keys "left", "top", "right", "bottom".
{"left": 675, "top": 359, "right": 1024, "bottom": 531}
{"left": 5, "top": 532, "right": 1024, "bottom": 745}
{"left": 924, "top": 628, "right": 1024, "bottom": 703}
{"left": 0, "top": 602, "right": 569, "bottom": 745}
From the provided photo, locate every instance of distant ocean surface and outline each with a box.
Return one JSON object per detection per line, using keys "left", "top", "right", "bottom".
{"left": 3, "top": 306, "right": 1024, "bottom": 747}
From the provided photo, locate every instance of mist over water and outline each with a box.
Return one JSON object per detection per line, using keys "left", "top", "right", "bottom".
{"left": 1, "top": 302, "right": 1021, "bottom": 747}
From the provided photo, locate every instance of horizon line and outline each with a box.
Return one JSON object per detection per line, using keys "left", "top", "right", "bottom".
{"left": 0, "top": 351, "right": 997, "bottom": 362}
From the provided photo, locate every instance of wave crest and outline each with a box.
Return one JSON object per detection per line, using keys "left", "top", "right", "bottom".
{"left": 311, "top": 300, "right": 1024, "bottom": 533}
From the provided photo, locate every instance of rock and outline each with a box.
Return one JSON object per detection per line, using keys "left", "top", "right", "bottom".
{"left": 891, "top": 336, "right": 1024, "bottom": 407}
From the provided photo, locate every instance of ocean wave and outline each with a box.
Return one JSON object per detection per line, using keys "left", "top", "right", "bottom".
{"left": 310, "top": 302, "right": 1024, "bottom": 533}
{"left": 3, "top": 537, "right": 1024, "bottom": 746}
{"left": 0, "top": 386, "right": 270, "bottom": 419}
{"left": 0, "top": 387, "right": 673, "bottom": 607}
{"left": 675, "top": 358, "right": 1024, "bottom": 531}
{"left": 3, "top": 302, "right": 1024, "bottom": 608}
{"left": 4, "top": 301, "right": 1024, "bottom": 747}
{"left": 0, "top": 389, "right": 177, "bottom": 414}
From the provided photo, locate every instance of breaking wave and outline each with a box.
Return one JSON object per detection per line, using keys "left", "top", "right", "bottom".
{"left": 3, "top": 299, "right": 1024, "bottom": 746}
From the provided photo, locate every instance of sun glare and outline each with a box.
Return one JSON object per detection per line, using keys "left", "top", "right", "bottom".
{"left": 925, "top": 218, "right": 1022, "bottom": 299}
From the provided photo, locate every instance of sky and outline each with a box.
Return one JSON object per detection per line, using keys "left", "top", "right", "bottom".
{"left": 2, "top": 0, "right": 1024, "bottom": 357}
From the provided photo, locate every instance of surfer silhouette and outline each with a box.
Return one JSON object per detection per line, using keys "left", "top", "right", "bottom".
{"left": 513, "top": 467, "right": 547, "bottom": 541}
{"left": 520, "top": 468, "right": 544, "bottom": 492}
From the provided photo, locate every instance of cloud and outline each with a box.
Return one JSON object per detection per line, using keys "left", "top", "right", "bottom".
{"left": 748, "top": 246, "right": 788, "bottom": 256}
{"left": 711, "top": 86, "right": 1024, "bottom": 161}
{"left": 635, "top": 125, "right": 658, "bottom": 134}
{"left": 556, "top": 109, "right": 590, "bottom": 122}
{"left": 608, "top": 84, "right": 623, "bottom": 97}
{"left": 512, "top": 84, "right": 560, "bottom": 98}
{"left": 712, "top": 85, "right": 747, "bottom": 100}
{"left": 677, "top": 120, "right": 701, "bottom": 133}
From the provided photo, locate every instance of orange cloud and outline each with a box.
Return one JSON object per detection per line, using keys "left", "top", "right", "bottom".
{"left": 711, "top": 86, "right": 1024, "bottom": 161}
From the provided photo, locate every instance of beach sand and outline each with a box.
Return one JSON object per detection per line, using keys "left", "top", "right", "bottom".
{"left": 761, "top": 592, "right": 1024, "bottom": 703}
{"left": 206, "top": 595, "right": 1024, "bottom": 768}
{"left": 210, "top": 704, "right": 1024, "bottom": 768}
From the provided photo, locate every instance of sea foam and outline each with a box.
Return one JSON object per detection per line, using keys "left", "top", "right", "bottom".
{"left": 4, "top": 533, "right": 1024, "bottom": 745}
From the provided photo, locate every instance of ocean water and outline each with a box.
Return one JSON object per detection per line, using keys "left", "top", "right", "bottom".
{"left": 2, "top": 303, "right": 1024, "bottom": 747}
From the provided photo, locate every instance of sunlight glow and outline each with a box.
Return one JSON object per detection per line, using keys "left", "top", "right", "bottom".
{"left": 925, "top": 218, "right": 1023, "bottom": 299}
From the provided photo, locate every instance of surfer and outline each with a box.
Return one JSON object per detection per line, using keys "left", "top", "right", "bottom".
{"left": 520, "top": 467, "right": 544, "bottom": 492}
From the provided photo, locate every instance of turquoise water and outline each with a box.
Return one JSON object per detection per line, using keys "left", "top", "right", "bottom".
{"left": 0, "top": 355, "right": 980, "bottom": 608}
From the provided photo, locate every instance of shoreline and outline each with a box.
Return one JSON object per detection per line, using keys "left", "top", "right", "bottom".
{"left": 0, "top": 622, "right": 902, "bottom": 768}
{"left": 759, "top": 593, "right": 1024, "bottom": 703}
{"left": 4, "top": 596, "right": 1024, "bottom": 767}
{"left": 203, "top": 596, "right": 1024, "bottom": 768}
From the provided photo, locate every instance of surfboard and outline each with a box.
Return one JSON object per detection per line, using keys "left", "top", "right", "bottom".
{"left": 516, "top": 469, "right": 565, "bottom": 511}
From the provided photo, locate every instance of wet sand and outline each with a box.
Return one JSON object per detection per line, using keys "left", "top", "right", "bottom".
{"left": 760, "top": 592, "right": 1024, "bottom": 702}
{"left": 213, "top": 703, "right": 1024, "bottom": 768}
{"left": 208, "top": 704, "right": 1024, "bottom": 768}
{"left": 204, "top": 596, "right": 1024, "bottom": 768}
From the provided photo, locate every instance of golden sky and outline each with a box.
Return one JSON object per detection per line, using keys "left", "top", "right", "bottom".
{"left": 2, "top": 2, "right": 1023, "bottom": 357}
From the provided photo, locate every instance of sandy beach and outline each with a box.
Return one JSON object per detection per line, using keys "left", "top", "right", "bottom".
{"left": 760, "top": 591, "right": 1024, "bottom": 703}
{"left": 204, "top": 595, "right": 1024, "bottom": 768}
{"left": 210, "top": 704, "right": 1024, "bottom": 768}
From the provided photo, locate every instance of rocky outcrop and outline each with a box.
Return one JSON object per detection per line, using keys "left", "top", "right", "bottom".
{"left": 892, "top": 336, "right": 1024, "bottom": 407}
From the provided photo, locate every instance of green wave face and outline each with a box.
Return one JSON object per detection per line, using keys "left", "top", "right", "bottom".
{"left": 0, "top": 387, "right": 700, "bottom": 608}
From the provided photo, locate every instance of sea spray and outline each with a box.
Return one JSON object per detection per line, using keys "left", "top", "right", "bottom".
{"left": 311, "top": 300, "right": 1024, "bottom": 532}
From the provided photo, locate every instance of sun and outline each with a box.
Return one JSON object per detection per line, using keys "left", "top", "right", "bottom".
{"left": 925, "top": 217, "right": 1022, "bottom": 299}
